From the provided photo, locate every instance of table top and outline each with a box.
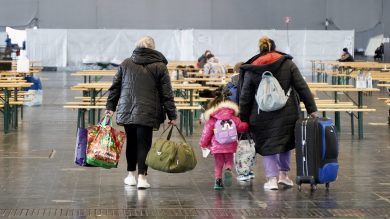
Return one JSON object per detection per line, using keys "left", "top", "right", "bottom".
{"left": 172, "top": 84, "right": 216, "bottom": 90}
{"left": 72, "top": 71, "right": 116, "bottom": 76}
{"left": 309, "top": 87, "right": 379, "bottom": 92}
{"left": 0, "top": 82, "right": 33, "bottom": 88}
{"left": 72, "top": 82, "right": 111, "bottom": 89}
{"left": 313, "top": 60, "right": 390, "bottom": 69}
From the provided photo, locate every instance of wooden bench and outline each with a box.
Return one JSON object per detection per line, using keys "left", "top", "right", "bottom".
{"left": 174, "top": 97, "right": 210, "bottom": 102}
{"left": 176, "top": 105, "right": 202, "bottom": 136}
{"left": 65, "top": 102, "right": 106, "bottom": 106}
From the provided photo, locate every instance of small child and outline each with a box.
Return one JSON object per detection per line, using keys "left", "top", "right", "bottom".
{"left": 199, "top": 89, "right": 249, "bottom": 190}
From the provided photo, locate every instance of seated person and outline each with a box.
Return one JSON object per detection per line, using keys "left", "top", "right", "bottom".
{"left": 338, "top": 48, "right": 354, "bottom": 62}
{"left": 203, "top": 54, "right": 226, "bottom": 78}
{"left": 197, "top": 50, "right": 212, "bottom": 68}
{"left": 374, "top": 43, "right": 384, "bottom": 61}
{"left": 224, "top": 62, "right": 243, "bottom": 103}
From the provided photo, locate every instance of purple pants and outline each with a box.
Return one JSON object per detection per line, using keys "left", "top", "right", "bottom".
{"left": 214, "top": 153, "right": 234, "bottom": 178}
{"left": 262, "top": 150, "right": 291, "bottom": 177}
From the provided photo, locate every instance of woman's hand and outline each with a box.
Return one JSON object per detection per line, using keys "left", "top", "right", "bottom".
{"left": 105, "top": 110, "right": 114, "bottom": 117}
{"left": 310, "top": 111, "right": 318, "bottom": 118}
{"left": 168, "top": 120, "right": 177, "bottom": 126}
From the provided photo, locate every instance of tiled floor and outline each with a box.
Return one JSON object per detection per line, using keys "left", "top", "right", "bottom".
{"left": 1, "top": 71, "right": 390, "bottom": 218}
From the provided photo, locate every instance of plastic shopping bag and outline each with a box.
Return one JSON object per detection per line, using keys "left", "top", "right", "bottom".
{"left": 86, "top": 116, "right": 126, "bottom": 169}
{"left": 234, "top": 134, "right": 256, "bottom": 176}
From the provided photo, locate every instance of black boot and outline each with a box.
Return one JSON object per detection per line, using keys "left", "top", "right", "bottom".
{"left": 214, "top": 178, "right": 224, "bottom": 190}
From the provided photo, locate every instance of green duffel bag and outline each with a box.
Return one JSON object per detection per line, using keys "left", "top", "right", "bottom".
{"left": 146, "top": 125, "right": 197, "bottom": 173}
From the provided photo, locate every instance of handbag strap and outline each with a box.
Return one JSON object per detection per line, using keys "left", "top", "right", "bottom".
{"left": 160, "top": 124, "right": 174, "bottom": 138}
{"left": 99, "top": 115, "right": 112, "bottom": 127}
{"left": 239, "top": 132, "right": 254, "bottom": 144}
{"left": 166, "top": 125, "right": 187, "bottom": 143}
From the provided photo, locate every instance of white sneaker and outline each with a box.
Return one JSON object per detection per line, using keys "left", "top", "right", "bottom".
{"left": 278, "top": 171, "right": 294, "bottom": 187}
{"left": 124, "top": 175, "right": 137, "bottom": 186}
{"left": 137, "top": 178, "right": 150, "bottom": 189}
{"left": 248, "top": 171, "right": 255, "bottom": 179}
{"left": 264, "top": 177, "right": 278, "bottom": 190}
{"left": 237, "top": 174, "right": 250, "bottom": 181}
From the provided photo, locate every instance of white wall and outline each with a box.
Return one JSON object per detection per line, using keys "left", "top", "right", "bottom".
{"left": 26, "top": 29, "right": 354, "bottom": 70}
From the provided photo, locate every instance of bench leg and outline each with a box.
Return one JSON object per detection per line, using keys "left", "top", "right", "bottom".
{"left": 350, "top": 112, "right": 354, "bottom": 136}
{"left": 184, "top": 110, "right": 189, "bottom": 136}
{"left": 21, "top": 105, "right": 23, "bottom": 120}
{"left": 13, "top": 105, "right": 18, "bottom": 128}
{"left": 180, "top": 110, "right": 183, "bottom": 132}
{"left": 186, "top": 110, "right": 190, "bottom": 136}
{"left": 4, "top": 104, "right": 9, "bottom": 134}
{"left": 358, "top": 112, "right": 363, "bottom": 139}
{"left": 97, "top": 109, "right": 101, "bottom": 122}
{"left": 358, "top": 91, "right": 363, "bottom": 139}
{"left": 388, "top": 108, "right": 390, "bottom": 125}
{"left": 335, "top": 112, "right": 340, "bottom": 132}
{"left": 189, "top": 110, "right": 193, "bottom": 135}
{"left": 77, "top": 109, "right": 86, "bottom": 128}
{"left": 3, "top": 89, "right": 10, "bottom": 134}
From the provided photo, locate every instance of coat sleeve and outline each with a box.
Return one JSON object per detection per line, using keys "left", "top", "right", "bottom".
{"left": 199, "top": 119, "right": 216, "bottom": 148}
{"left": 106, "top": 66, "right": 123, "bottom": 111}
{"left": 231, "top": 116, "right": 248, "bottom": 133}
{"left": 239, "top": 72, "right": 255, "bottom": 122}
{"left": 159, "top": 65, "right": 177, "bottom": 120}
{"left": 290, "top": 62, "right": 317, "bottom": 114}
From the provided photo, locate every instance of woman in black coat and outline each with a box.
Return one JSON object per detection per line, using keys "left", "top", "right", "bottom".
{"left": 239, "top": 36, "right": 317, "bottom": 190}
{"left": 105, "top": 36, "right": 177, "bottom": 189}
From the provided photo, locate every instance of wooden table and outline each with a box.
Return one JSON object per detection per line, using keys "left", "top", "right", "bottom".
{"left": 72, "top": 70, "right": 116, "bottom": 83}
{"left": 71, "top": 82, "right": 111, "bottom": 125}
{"left": 309, "top": 86, "right": 379, "bottom": 139}
{"left": 172, "top": 84, "right": 216, "bottom": 135}
{"left": 0, "top": 82, "right": 32, "bottom": 133}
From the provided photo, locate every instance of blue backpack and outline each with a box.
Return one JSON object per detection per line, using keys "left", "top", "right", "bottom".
{"left": 226, "top": 82, "right": 238, "bottom": 103}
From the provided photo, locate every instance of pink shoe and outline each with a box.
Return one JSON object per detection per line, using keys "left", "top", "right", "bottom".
{"left": 278, "top": 171, "right": 294, "bottom": 188}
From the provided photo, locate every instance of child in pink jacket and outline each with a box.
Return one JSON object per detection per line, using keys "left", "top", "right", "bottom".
{"left": 199, "top": 90, "right": 248, "bottom": 190}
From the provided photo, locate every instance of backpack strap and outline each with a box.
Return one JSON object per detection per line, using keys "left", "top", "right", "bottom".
{"left": 286, "top": 87, "right": 292, "bottom": 96}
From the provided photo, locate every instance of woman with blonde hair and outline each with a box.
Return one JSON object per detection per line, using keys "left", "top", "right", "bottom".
{"left": 238, "top": 36, "right": 317, "bottom": 190}
{"left": 105, "top": 36, "right": 177, "bottom": 189}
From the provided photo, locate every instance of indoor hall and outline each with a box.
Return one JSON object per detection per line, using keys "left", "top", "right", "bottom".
{"left": 1, "top": 0, "right": 390, "bottom": 218}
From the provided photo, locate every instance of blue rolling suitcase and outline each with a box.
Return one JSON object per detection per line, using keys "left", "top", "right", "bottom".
{"left": 295, "top": 117, "right": 339, "bottom": 191}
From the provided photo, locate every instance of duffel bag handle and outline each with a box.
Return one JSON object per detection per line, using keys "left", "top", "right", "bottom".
{"left": 167, "top": 125, "right": 187, "bottom": 143}
{"left": 159, "top": 124, "right": 187, "bottom": 143}
{"left": 159, "top": 124, "right": 174, "bottom": 138}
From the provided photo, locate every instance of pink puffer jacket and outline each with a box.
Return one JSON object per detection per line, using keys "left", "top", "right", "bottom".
{"left": 199, "top": 101, "right": 248, "bottom": 154}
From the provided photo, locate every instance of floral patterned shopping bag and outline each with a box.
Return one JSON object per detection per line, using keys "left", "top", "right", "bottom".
{"left": 86, "top": 116, "right": 126, "bottom": 169}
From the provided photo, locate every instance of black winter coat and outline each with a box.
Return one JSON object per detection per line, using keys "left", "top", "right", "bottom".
{"left": 106, "top": 48, "right": 177, "bottom": 129}
{"left": 239, "top": 54, "right": 317, "bottom": 156}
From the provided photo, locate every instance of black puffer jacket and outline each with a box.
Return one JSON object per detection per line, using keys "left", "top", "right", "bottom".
{"left": 239, "top": 53, "right": 317, "bottom": 156}
{"left": 106, "top": 48, "right": 177, "bottom": 129}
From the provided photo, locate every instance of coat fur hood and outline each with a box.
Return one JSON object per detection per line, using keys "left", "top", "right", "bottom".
{"left": 204, "top": 101, "right": 239, "bottom": 121}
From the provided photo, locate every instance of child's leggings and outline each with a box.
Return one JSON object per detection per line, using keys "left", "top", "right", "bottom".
{"left": 214, "top": 153, "right": 234, "bottom": 178}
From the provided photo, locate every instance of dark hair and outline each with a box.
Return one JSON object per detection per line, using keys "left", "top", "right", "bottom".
{"left": 207, "top": 87, "right": 230, "bottom": 109}
{"left": 206, "top": 53, "right": 214, "bottom": 60}
{"left": 343, "top": 48, "right": 348, "bottom": 52}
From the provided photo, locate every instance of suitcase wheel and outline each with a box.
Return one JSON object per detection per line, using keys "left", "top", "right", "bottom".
{"left": 298, "top": 184, "right": 302, "bottom": 191}
{"left": 325, "top": 183, "right": 330, "bottom": 190}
